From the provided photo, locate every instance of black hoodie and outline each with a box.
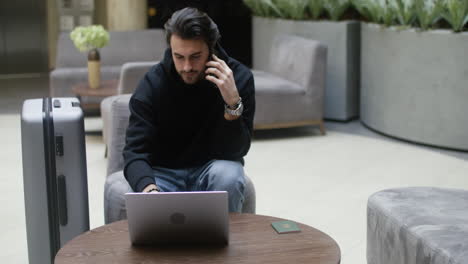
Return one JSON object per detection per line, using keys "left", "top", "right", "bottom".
{"left": 123, "top": 44, "right": 256, "bottom": 192}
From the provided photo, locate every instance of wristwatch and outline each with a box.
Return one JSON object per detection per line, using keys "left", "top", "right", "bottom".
{"left": 224, "top": 97, "right": 243, "bottom": 116}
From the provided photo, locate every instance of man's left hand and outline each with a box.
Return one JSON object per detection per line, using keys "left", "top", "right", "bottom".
{"left": 205, "top": 54, "right": 240, "bottom": 107}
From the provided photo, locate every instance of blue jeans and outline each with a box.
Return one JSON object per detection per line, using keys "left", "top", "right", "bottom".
{"left": 152, "top": 160, "right": 245, "bottom": 212}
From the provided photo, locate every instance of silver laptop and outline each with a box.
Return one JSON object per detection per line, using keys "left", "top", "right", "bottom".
{"left": 125, "top": 191, "right": 229, "bottom": 245}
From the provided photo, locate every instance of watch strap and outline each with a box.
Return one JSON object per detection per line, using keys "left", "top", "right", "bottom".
{"left": 224, "top": 97, "right": 243, "bottom": 116}
{"left": 227, "top": 97, "right": 242, "bottom": 110}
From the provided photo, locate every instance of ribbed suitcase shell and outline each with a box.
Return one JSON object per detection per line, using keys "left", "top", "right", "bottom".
{"left": 21, "top": 97, "right": 89, "bottom": 264}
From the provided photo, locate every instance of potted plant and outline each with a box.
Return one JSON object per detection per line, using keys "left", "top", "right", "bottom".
{"left": 244, "top": 0, "right": 361, "bottom": 121}
{"left": 70, "top": 25, "right": 110, "bottom": 89}
{"left": 356, "top": 0, "right": 468, "bottom": 150}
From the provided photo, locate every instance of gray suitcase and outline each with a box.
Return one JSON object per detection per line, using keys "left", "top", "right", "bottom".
{"left": 21, "top": 97, "right": 89, "bottom": 264}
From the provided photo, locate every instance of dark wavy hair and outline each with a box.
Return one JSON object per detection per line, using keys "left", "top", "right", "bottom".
{"left": 164, "top": 7, "right": 221, "bottom": 51}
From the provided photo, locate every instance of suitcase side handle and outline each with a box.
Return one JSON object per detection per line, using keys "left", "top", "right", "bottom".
{"left": 57, "top": 175, "right": 68, "bottom": 226}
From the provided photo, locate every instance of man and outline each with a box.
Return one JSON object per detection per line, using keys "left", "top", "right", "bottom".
{"left": 123, "top": 7, "right": 255, "bottom": 212}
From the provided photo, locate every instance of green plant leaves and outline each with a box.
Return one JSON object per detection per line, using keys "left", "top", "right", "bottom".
{"left": 243, "top": 0, "right": 282, "bottom": 18}
{"left": 443, "top": 0, "right": 468, "bottom": 32}
{"left": 70, "top": 25, "right": 110, "bottom": 52}
{"left": 353, "top": 0, "right": 381, "bottom": 21}
{"left": 381, "top": 0, "right": 397, "bottom": 26}
{"left": 308, "top": 0, "right": 325, "bottom": 19}
{"left": 353, "top": 0, "right": 396, "bottom": 25}
{"left": 392, "top": 0, "right": 417, "bottom": 25}
{"left": 274, "top": 0, "right": 309, "bottom": 20}
{"left": 245, "top": 0, "right": 349, "bottom": 20}
{"left": 324, "top": 0, "right": 352, "bottom": 20}
{"left": 244, "top": 0, "right": 468, "bottom": 31}
{"left": 414, "top": 0, "right": 444, "bottom": 30}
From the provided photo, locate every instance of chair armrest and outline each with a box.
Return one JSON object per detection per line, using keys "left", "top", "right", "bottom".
{"left": 117, "top": 61, "right": 158, "bottom": 94}
{"left": 106, "top": 61, "right": 157, "bottom": 175}
{"left": 106, "top": 94, "right": 132, "bottom": 176}
{"left": 101, "top": 95, "right": 119, "bottom": 149}
{"left": 307, "top": 42, "right": 327, "bottom": 100}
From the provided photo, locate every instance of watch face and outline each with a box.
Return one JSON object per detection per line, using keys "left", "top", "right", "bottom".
{"left": 225, "top": 102, "right": 243, "bottom": 116}
{"left": 228, "top": 103, "right": 239, "bottom": 110}
{"left": 228, "top": 99, "right": 240, "bottom": 109}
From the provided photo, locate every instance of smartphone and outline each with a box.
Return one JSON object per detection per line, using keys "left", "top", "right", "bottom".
{"left": 207, "top": 48, "right": 218, "bottom": 78}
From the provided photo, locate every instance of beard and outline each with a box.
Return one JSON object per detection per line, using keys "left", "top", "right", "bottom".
{"left": 179, "top": 69, "right": 205, "bottom": 85}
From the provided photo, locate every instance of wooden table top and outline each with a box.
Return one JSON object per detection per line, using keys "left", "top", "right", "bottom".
{"left": 55, "top": 213, "right": 341, "bottom": 264}
{"left": 71, "top": 79, "right": 118, "bottom": 97}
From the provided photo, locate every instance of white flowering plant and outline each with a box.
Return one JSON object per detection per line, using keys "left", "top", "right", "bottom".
{"left": 70, "top": 25, "right": 110, "bottom": 52}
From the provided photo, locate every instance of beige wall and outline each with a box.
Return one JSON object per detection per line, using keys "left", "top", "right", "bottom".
{"left": 95, "top": 0, "right": 108, "bottom": 29}
{"left": 47, "top": 0, "right": 58, "bottom": 70}
{"left": 106, "top": 0, "right": 147, "bottom": 31}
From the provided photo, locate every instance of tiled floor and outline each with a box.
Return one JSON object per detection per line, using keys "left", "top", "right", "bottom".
{"left": 1, "top": 76, "right": 468, "bottom": 263}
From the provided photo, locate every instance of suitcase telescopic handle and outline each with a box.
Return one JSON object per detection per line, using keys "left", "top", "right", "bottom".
{"left": 57, "top": 175, "right": 68, "bottom": 226}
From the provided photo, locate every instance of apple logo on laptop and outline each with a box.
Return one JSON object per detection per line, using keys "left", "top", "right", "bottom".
{"left": 170, "top": 212, "right": 186, "bottom": 225}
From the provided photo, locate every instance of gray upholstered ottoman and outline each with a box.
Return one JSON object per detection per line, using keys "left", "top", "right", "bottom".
{"left": 367, "top": 187, "right": 468, "bottom": 264}
{"left": 104, "top": 171, "right": 257, "bottom": 224}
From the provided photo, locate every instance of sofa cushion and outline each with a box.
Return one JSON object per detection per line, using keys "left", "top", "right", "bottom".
{"left": 252, "top": 70, "right": 321, "bottom": 125}
{"left": 253, "top": 70, "right": 305, "bottom": 95}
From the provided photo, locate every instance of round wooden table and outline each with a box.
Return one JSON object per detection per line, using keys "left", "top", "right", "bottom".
{"left": 71, "top": 79, "right": 118, "bottom": 111}
{"left": 55, "top": 213, "right": 340, "bottom": 264}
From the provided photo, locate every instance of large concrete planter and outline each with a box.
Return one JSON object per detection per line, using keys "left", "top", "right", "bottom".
{"left": 361, "top": 23, "right": 468, "bottom": 151}
{"left": 253, "top": 17, "right": 360, "bottom": 121}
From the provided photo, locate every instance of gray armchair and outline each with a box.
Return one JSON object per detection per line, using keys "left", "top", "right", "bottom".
{"left": 50, "top": 29, "right": 166, "bottom": 106}
{"left": 101, "top": 61, "right": 158, "bottom": 150}
{"left": 252, "top": 34, "right": 327, "bottom": 133}
{"left": 103, "top": 95, "right": 257, "bottom": 224}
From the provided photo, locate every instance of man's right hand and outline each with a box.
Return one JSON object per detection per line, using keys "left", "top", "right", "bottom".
{"left": 142, "top": 184, "right": 159, "bottom": 193}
